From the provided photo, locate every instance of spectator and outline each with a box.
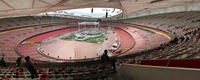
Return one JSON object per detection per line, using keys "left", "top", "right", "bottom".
{"left": 74, "top": 76, "right": 82, "bottom": 80}
{"left": 110, "top": 56, "right": 117, "bottom": 71}
{"left": 16, "top": 57, "right": 22, "bottom": 67}
{"left": 198, "top": 34, "right": 200, "bottom": 38}
{"left": 101, "top": 50, "right": 110, "bottom": 64}
{"left": 16, "top": 57, "right": 22, "bottom": 78}
{"left": 24, "top": 56, "right": 38, "bottom": 79}
{"left": 2, "top": 53, "right": 5, "bottom": 57}
{"left": 0, "top": 57, "right": 8, "bottom": 67}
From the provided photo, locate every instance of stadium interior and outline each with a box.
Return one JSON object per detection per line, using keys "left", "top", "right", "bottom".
{"left": 0, "top": 0, "right": 200, "bottom": 80}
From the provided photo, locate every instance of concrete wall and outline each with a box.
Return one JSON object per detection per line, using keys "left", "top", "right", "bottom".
{"left": 118, "top": 64, "right": 200, "bottom": 80}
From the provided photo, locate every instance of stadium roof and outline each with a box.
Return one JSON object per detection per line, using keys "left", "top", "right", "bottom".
{"left": 0, "top": 0, "right": 200, "bottom": 18}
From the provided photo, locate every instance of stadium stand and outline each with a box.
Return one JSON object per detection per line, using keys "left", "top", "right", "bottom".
{"left": 1, "top": 0, "right": 200, "bottom": 79}
{"left": 116, "top": 12, "right": 200, "bottom": 69}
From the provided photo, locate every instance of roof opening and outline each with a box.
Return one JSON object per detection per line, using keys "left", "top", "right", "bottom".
{"left": 39, "top": 8, "right": 122, "bottom": 18}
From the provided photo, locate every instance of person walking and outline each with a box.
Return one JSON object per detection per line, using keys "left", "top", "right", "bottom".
{"left": 24, "top": 56, "right": 38, "bottom": 79}
{"left": 110, "top": 57, "right": 117, "bottom": 71}
{"left": 16, "top": 57, "right": 22, "bottom": 67}
{"left": 0, "top": 57, "right": 8, "bottom": 67}
{"left": 101, "top": 50, "right": 110, "bottom": 64}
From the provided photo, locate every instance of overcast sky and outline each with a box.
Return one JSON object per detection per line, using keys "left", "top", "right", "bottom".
{"left": 45, "top": 8, "right": 122, "bottom": 18}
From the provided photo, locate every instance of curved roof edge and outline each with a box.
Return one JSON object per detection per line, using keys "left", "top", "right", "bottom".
{"left": 108, "top": 3, "right": 200, "bottom": 21}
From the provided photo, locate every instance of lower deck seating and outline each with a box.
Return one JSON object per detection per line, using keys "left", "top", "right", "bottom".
{"left": 114, "top": 12, "right": 200, "bottom": 67}
{"left": 0, "top": 62, "right": 115, "bottom": 80}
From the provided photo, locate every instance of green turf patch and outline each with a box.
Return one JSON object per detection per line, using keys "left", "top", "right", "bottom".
{"left": 61, "top": 29, "right": 107, "bottom": 44}
{"left": 129, "top": 25, "right": 154, "bottom": 34}
{"left": 84, "top": 34, "right": 105, "bottom": 43}
{"left": 41, "top": 25, "right": 50, "bottom": 28}
{"left": 34, "top": 23, "right": 68, "bottom": 29}
{"left": 61, "top": 35, "right": 74, "bottom": 41}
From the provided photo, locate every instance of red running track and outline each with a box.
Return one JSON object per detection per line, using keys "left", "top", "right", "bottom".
{"left": 17, "top": 27, "right": 78, "bottom": 62}
{"left": 113, "top": 28, "right": 135, "bottom": 54}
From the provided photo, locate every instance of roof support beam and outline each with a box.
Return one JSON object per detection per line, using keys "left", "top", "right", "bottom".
{"left": 32, "top": 0, "right": 35, "bottom": 8}
{"left": 1, "top": 0, "right": 15, "bottom": 10}
{"left": 42, "top": 0, "right": 69, "bottom": 12}
{"left": 39, "top": 0, "right": 53, "bottom": 5}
